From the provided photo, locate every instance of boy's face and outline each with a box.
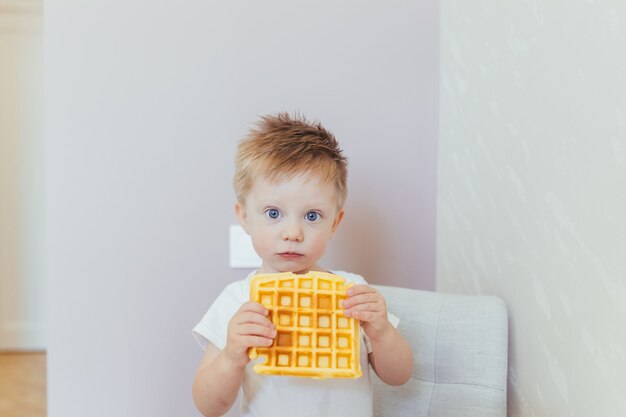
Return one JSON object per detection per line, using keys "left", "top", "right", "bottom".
{"left": 235, "top": 172, "right": 344, "bottom": 275}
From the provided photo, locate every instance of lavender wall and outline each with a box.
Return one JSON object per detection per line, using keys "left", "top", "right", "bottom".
{"left": 44, "top": 1, "right": 438, "bottom": 416}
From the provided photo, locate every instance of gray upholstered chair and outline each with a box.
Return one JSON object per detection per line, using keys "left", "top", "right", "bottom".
{"left": 372, "top": 285, "right": 508, "bottom": 417}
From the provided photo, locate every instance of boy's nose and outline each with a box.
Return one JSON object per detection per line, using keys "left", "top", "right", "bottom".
{"left": 281, "top": 222, "right": 303, "bottom": 242}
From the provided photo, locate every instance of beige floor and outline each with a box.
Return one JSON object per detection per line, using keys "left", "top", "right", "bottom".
{"left": 0, "top": 352, "right": 46, "bottom": 417}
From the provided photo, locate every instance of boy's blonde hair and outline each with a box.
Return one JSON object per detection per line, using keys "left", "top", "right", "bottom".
{"left": 234, "top": 112, "right": 348, "bottom": 208}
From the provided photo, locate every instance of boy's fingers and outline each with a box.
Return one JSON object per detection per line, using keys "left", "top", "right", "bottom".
{"left": 344, "top": 300, "right": 382, "bottom": 310}
{"left": 235, "top": 301, "right": 273, "bottom": 323}
{"left": 343, "top": 292, "right": 383, "bottom": 309}
{"left": 239, "top": 301, "right": 270, "bottom": 315}
{"left": 345, "top": 309, "right": 380, "bottom": 322}
{"left": 237, "top": 336, "right": 274, "bottom": 349}
{"left": 345, "top": 285, "right": 375, "bottom": 297}
{"left": 236, "top": 323, "right": 277, "bottom": 339}
{"left": 226, "top": 334, "right": 273, "bottom": 355}
{"left": 233, "top": 312, "right": 275, "bottom": 329}
{"left": 344, "top": 297, "right": 386, "bottom": 319}
{"left": 351, "top": 310, "right": 377, "bottom": 321}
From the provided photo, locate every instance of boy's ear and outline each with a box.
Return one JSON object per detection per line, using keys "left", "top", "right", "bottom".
{"left": 235, "top": 202, "right": 250, "bottom": 234}
{"left": 331, "top": 209, "right": 345, "bottom": 234}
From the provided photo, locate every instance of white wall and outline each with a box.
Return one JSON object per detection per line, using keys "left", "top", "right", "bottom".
{"left": 438, "top": 1, "right": 626, "bottom": 416}
{"left": 0, "top": 0, "right": 44, "bottom": 350}
{"left": 44, "top": 1, "right": 438, "bottom": 416}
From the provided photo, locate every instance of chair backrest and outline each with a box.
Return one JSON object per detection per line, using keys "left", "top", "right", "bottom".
{"left": 372, "top": 285, "right": 508, "bottom": 417}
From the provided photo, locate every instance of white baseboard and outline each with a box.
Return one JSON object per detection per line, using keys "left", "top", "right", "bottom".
{"left": 0, "top": 321, "right": 46, "bottom": 350}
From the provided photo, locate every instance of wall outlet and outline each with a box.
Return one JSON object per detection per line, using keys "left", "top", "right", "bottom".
{"left": 229, "top": 225, "right": 262, "bottom": 268}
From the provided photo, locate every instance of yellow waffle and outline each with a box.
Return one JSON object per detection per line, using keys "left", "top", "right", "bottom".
{"left": 249, "top": 271, "right": 362, "bottom": 379}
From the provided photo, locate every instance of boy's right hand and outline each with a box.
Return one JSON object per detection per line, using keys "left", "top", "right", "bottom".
{"left": 224, "top": 301, "right": 276, "bottom": 369}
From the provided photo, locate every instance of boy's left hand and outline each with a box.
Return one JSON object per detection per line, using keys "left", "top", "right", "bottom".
{"left": 342, "top": 284, "right": 392, "bottom": 341}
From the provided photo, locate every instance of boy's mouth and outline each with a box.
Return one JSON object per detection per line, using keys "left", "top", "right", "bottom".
{"left": 278, "top": 252, "right": 303, "bottom": 259}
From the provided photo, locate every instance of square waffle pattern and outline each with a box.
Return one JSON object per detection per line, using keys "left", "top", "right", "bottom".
{"left": 249, "top": 271, "right": 362, "bottom": 379}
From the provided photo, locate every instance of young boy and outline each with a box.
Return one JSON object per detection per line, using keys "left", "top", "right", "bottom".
{"left": 192, "top": 113, "right": 413, "bottom": 417}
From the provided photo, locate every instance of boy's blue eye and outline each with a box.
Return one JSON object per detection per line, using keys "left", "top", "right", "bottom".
{"left": 305, "top": 211, "right": 320, "bottom": 222}
{"left": 266, "top": 209, "right": 281, "bottom": 219}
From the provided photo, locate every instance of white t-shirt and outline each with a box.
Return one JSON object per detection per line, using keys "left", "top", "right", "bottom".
{"left": 192, "top": 271, "right": 397, "bottom": 417}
